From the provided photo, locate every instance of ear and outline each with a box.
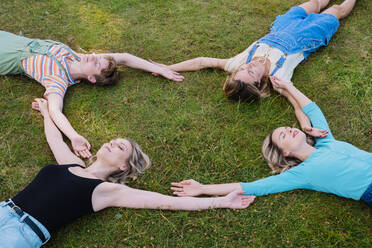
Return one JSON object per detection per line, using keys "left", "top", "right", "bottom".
{"left": 119, "top": 164, "right": 128, "bottom": 172}
{"left": 87, "top": 75, "right": 96, "bottom": 83}
{"left": 283, "top": 150, "right": 291, "bottom": 157}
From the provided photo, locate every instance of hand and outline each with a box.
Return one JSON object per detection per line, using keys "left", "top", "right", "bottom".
{"left": 149, "top": 60, "right": 184, "bottom": 82}
{"left": 32, "top": 98, "right": 49, "bottom": 117}
{"left": 171, "top": 179, "right": 203, "bottom": 197}
{"left": 222, "top": 190, "right": 255, "bottom": 209}
{"left": 71, "top": 135, "right": 92, "bottom": 158}
{"left": 270, "top": 76, "right": 293, "bottom": 93}
{"left": 303, "top": 127, "right": 329, "bottom": 138}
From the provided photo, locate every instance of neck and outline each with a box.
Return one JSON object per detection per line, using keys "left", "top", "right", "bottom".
{"left": 84, "top": 160, "right": 118, "bottom": 181}
{"left": 253, "top": 56, "right": 271, "bottom": 76}
{"left": 67, "top": 60, "right": 85, "bottom": 80}
{"left": 291, "top": 143, "right": 316, "bottom": 162}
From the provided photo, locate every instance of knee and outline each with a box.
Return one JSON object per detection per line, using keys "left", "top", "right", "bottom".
{"left": 330, "top": 4, "right": 344, "bottom": 17}
{"left": 309, "top": 0, "right": 322, "bottom": 13}
{"left": 318, "top": 0, "right": 330, "bottom": 9}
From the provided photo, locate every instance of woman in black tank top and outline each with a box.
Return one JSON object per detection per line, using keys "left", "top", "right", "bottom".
{"left": 0, "top": 98, "right": 254, "bottom": 248}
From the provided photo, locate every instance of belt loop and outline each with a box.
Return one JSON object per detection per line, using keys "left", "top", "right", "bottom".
{"left": 20, "top": 213, "right": 28, "bottom": 222}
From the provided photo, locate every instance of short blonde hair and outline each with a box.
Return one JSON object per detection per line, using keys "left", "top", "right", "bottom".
{"left": 262, "top": 131, "right": 315, "bottom": 174}
{"left": 223, "top": 68, "right": 271, "bottom": 102}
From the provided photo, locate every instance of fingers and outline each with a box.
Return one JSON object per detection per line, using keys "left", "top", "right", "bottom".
{"left": 170, "top": 182, "right": 184, "bottom": 187}
{"left": 81, "top": 150, "right": 91, "bottom": 159}
{"left": 31, "top": 102, "right": 40, "bottom": 111}
{"left": 170, "top": 186, "right": 183, "bottom": 192}
{"left": 86, "top": 142, "right": 91, "bottom": 150}
{"left": 173, "top": 191, "right": 188, "bottom": 197}
{"left": 76, "top": 148, "right": 91, "bottom": 159}
{"left": 73, "top": 149, "right": 80, "bottom": 157}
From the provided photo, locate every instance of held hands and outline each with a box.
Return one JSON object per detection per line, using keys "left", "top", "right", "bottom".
{"left": 303, "top": 127, "right": 329, "bottom": 138}
{"left": 149, "top": 60, "right": 184, "bottom": 82}
{"left": 32, "top": 98, "right": 92, "bottom": 158}
{"left": 71, "top": 135, "right": 92, "bottom": 159}
{"left": 171, "top": 179, "right": 203, "bottom": 197}
{"left": 223, "top": 190, "right": 255, "bottom": 209}
{"left": 270, "top": 76, "right": 293, "bottom": 94}
{"left": 32, "top": 98, "right": 49, "bottom": 117}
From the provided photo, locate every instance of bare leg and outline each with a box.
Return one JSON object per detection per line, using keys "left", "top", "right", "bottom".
{"left": 299, "top": 0, "right": 330, "bottom": 14}
{"left": 322, "top": 0, "right": 357, "bottom": 19}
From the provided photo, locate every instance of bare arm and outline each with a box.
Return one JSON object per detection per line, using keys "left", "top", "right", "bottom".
{"left": 282, "top": 90, "right": 311, "bottom": 130}
{"left": 170, "top": 179, "right": 242, "bottom": 197}
{"left": 97, "top": 53, "right": 184, "bottom": 82}
{"left": 167, "top": 57, "right": 228, "bottom": 72}
{"left": 32, "top": 98, "right": 85, "bottom": 166}
{"left": 47, "top": 94, "right": 91, "bottom": 158}
{"left": 270, "top": 76, "right": 329, "bottom": 137}
{"left": 92, "top": 183, "right": 254, "bottom": 211}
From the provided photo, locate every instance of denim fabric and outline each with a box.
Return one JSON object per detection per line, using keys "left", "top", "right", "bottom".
{"left": 361, "top": 183, "right": 372, "bottom": 207}
{"left": 0, "top": 200, "right": 50, "bottom": 248}
{"left": 259, "top": 7, "right": 340, "bottom": 59}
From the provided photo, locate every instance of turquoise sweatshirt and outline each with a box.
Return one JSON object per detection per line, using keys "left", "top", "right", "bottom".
{"left": 241, "top": 102, "right": 372, "bottom": 200}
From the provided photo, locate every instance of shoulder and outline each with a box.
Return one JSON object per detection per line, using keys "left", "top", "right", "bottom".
{"left": 91, "top": 182, "right": 130, "bottom": 211}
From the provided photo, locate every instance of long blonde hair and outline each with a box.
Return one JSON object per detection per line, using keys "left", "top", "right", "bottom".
{"left": 262, "top": 131, "right": 315, "bottom": 174}
{"left": 88, "top": 139, "right": 151, "bottom": 184}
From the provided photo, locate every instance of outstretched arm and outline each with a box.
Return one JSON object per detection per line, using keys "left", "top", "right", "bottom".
{"left": 46, "top": 94, "right": 91, "bottom": 158}
{"left": 93, "top": 183, "right": 254, "bottom": 211}
{"left": 165, "top": 57, "right": 228, "bottom": 72}
{"left": 170, "top": 179, "right": 242, "bottom": 197}
{"left": 32, "top": 98, "right": 85, "bottom": 166}
{"left": 96, "top": 53, "right": 184, "bottom": 82}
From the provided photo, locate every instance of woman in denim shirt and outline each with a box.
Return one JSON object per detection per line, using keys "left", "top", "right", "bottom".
{"left": 154, "top": 0, "right": 357, "bottom": 102}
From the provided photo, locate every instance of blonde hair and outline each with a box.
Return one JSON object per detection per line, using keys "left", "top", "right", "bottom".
{"left": 88, "top": 139, "right": 151, "bottom": 184}
{"left": 223, "top": 68, "right": 271, "bottom": 102}
{"left": 262, "top": 131, "right": 315, "bottom": 174}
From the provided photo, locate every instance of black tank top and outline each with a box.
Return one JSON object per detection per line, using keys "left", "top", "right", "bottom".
{"left": 12, "top": 164, "right": 104, "bottom": 232}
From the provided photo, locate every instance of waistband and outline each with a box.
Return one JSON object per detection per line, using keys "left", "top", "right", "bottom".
{"left": 360, "top": 183, "right": 372, "bottom": 207}
{"left": 0, "top": 199, "right": 48, "bottom": 243}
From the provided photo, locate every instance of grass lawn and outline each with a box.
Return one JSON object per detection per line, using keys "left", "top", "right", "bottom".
{"left": 0, "top": 0, "right": 371, "bottom": 247}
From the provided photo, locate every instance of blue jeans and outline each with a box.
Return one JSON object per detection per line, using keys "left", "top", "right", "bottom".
{"left": 0, "top": 200, "right": 50, "bottom": 248}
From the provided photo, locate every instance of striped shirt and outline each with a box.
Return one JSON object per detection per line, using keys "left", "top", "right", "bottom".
{"left": 22, "top": 44, "right": 79, "bottom": 97}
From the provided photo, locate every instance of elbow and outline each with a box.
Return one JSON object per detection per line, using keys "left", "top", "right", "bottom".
{"left": 197, "top": 57, "right": 207, "bottom": 68}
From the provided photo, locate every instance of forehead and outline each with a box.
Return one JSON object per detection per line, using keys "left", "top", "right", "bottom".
{"left": 116, "top": 138, "right": 132, "bottom": 148}
{"left": 272, "top": 127, "right": 285, "bottom": 143}
{"left": 234, "top": 70, "right": 254, "bottom": 83}
{"left": 99, "top": 57, "right": 109, "bottom": 68}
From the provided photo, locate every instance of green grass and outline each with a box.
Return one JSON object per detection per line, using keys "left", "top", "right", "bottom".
{"left": 0, "top": 0, "right": 371, "bottom": 247}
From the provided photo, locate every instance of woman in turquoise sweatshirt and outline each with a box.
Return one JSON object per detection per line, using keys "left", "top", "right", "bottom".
{"left": 170, "top": 77, "right": 372, "bottom": 206}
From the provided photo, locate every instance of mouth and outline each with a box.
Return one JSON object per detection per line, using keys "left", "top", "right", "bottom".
{"left": 293, "top": 129, "right": 298, "bottom": 138}
{"left": 105, "top": 145, "right": 111, "bottom": 152}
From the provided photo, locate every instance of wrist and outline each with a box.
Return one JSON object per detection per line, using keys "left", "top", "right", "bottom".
{"left": 214, "top": 197, "right": 227, "bottom": 208}
{"left": 200, "top": 183, "right": 207, "bottom": 195}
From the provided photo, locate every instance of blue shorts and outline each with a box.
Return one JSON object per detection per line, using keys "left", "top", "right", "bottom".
{"left": 260, "top": 6, "right": 340, "bottom": 58}
{"left": 0, "top": 200, "right": 50, "bottom": 248}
